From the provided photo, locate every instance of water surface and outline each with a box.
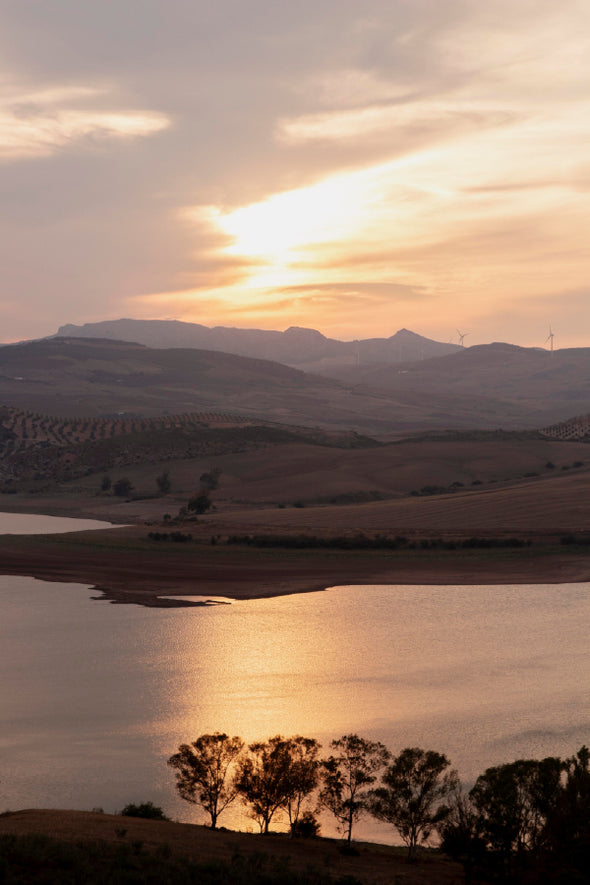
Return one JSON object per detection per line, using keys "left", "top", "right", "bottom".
{"left": 0, "top": 511, "right": 115, "bottom": 534}
{"left": 1, "top": 572, "right": 588, "bottom": 842}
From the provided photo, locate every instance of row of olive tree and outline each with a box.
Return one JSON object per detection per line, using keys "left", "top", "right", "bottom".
{"left": 167, "top": 733, "right": 456, "bottom": 857}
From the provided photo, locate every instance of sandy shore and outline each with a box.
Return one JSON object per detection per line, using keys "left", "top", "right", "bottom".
{"left": 0, "top": 525, "right": 588, "bottom": 606}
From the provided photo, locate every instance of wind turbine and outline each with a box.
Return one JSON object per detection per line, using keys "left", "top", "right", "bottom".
{"left": 545, "top": 327, "right": 555, "bottom": 352}
{"left": 457, "top": 329, "right": 468, "bottom": 347}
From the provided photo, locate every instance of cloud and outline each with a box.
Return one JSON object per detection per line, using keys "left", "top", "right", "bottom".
{"left": 0, "top": 81, "right": 169, "bottom": 160}
{"left": 0, "top": 0, "right": 589, "bottom": 348}
{"left": 276, "top": 100, "right": 518, "bottom": 147}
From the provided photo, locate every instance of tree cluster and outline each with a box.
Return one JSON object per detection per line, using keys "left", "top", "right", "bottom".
{"left": 169, "top": 734, "right": 590, "bottom": 881}
{"left": 440, "top": 746, "right": 590, "bottom": 882}
{"left": 168, "top": 732, "right": 456, "bottom": 856}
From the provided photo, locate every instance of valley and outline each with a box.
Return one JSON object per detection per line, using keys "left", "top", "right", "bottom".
{"left": 1, "top": 325, "right": 590, "bottom": 605}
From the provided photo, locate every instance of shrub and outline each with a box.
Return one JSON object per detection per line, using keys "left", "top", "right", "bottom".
{"left": 291, "top": 811, "right": 320, "bottom": 838}
{"left": 120, "top": 801, "right": 169, "bottom": 820}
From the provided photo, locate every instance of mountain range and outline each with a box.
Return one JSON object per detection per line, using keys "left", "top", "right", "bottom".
{"left": 56, "top": 319, "right": 462, "bottom": 374}
{"left": 0, "top": 321, "right": 589, "bottom": 432}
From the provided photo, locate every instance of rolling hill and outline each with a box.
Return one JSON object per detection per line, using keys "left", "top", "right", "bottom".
{"left": 0, "top": 336, "right": 530, "bottom": 433}
{"left": 0, "top": 336, "right": 590, "bottom": 436}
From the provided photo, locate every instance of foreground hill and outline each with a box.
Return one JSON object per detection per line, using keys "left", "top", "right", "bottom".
{"left": 0, "top": 809, "right": 461, "bottom": 885}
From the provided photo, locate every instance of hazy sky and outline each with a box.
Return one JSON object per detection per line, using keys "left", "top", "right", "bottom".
{"left": 1, "top": 0, "right": 589, "bottom": 347}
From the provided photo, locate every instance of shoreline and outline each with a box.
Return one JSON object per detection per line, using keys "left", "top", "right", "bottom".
{"left": 1, "top": 525, "right": 589, "bottom": 606}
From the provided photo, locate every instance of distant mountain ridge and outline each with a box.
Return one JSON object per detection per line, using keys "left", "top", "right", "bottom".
{"left": 55, "top": 319, "right": 462, "bottom": 371}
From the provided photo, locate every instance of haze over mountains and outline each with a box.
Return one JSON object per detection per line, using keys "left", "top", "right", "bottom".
{"left": 54, "top": 318, "right": 590, "bottom": 430}
{"left": 56, "top": 319, "right": 462, "bottom": 374}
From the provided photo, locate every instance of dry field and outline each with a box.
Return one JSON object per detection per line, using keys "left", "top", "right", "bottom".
{"left": 2, "top": 409, "right": 590, "bottom": 604}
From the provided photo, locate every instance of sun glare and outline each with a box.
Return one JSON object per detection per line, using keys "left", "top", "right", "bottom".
{"left": 216, "top": 174, "right": 376, "bottom": 261}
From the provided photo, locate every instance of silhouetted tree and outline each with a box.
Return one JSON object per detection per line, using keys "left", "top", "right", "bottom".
{"left": 281, "top": 736, "right": 321, "bottom": 832}
{"left": 235, "top": 735, "right": 319, "bottom": 834}
{"left": 368, "top": 747, "right": 456, "bottom": 860}
{"left": 437, "top": 782, "right": 486, "bottom": 884}
{"left": 168, "top": 733, "right": 244, "bottom": 829}
{"left": 320, "top": 734, "right": 389, "bottom": 844}
{"left": 470, "top": 756, "right": 563, "bottom": 873}
{"left": 543, "top": 745, "right": 590, "bottom": 875}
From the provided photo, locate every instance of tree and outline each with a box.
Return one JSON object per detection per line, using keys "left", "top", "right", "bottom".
{"left": 470, "top": 757, "right": 563, "bottom": 861}
{"left": 167, "top": 732, "right": 244, "bottom": 829}
{"left": 156, "top": 470, "right": 171, "bottom": 494}
{"left": 319, "top": 733, "right": 389, "bottom": 844}
{"left": 185, "top": 468, "right": 222, "bottom": 515}
{"left": 368, "top": 747, "right": 457, "bottom": 860}
{"left": 544, "top": 745, "right": 590, "bottom": 875}
{"left": 235, "top": 735, "right": 319, "bottom": 834}
{"left": 281, "top": 736, "right": 321, "bottom": 832}
{"left": 437, "top": 782, "right": 486, "bottom": 884}
{"left": 113, "top": 477, "right": 133, "bottom": 497}
{"left": 187, "top": 492, "right": 212, "bottom": 514}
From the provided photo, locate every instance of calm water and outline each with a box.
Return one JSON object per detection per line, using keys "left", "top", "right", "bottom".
{"left": 1, "top": 513, "right": 589, "bottom": 841}
{"left": 0, "top": 512, "right": 117, "bottom": 534}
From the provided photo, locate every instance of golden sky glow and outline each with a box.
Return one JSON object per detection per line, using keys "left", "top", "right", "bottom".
{"left": 1, "top": 1, "right": 589, "bottom": 347}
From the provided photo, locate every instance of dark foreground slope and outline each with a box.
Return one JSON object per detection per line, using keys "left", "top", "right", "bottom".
{"left": 0, "top": 810, "right": 462, "bottom": 885}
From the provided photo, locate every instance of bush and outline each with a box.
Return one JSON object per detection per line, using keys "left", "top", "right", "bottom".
{"left": 120, "top": 801, "right": 169, "bottom": 820}
{"left": 291, "top": 812, "right": 320, "bottom": 838}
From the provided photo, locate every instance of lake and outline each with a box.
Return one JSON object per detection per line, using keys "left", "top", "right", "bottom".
{"left": 0, "top": 514, "right": 589, "bottom": 842}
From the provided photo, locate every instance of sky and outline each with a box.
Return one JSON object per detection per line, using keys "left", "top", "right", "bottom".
{"left": 1, "top": 0, "right": 589, "bottom": 348}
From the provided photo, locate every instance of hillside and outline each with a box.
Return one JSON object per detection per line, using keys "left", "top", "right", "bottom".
{"left": 2, "top": 398, "right": 590, "bottom": 546}
{"left": 0, "top": 809, "right": 462, "bottom": 885}
{"left": 328, "top": 342, "right": 590, "bottom": 426}
{"left": 0, "top": 335, "right": 581, "bottom": 433}
{"left": 0, "top": 404, "right": 375, "bottom": 488}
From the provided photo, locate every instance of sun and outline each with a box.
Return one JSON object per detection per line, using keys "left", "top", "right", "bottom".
{"left": 215, "top": 172, "right": 377, "bottom": 262}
